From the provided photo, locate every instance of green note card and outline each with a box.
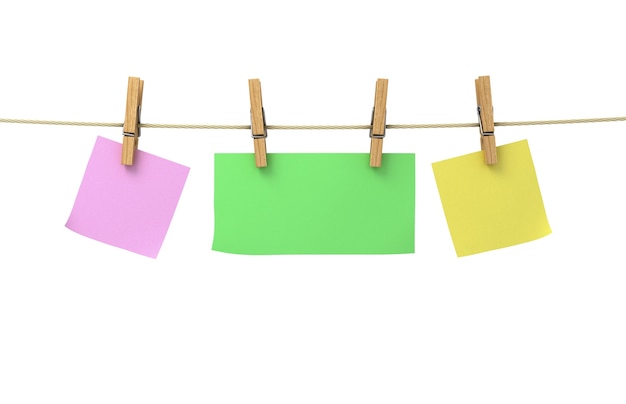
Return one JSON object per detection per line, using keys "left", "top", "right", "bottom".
{"left": 213, "top": 153, "right": 415, "bottom": 254}
{"left": 432, "top": 139, "right": 551, "bottom": 257}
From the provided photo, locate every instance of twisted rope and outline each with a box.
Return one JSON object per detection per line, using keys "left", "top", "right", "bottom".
{"left": 1, "top": 116, "right": 625, "bottom": 130}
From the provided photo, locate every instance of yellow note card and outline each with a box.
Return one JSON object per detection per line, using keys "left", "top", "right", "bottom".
{"left": 432, "top": 139, "right": 551, "bottom": 257}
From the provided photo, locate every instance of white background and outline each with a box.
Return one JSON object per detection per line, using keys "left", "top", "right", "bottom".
{"left": 1, "top": 1, "right": 625, "bottom": 403}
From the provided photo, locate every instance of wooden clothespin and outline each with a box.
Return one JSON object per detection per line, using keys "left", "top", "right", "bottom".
{"left": 122, "top": 76, "right": 144, "bottom": 166}
{"left": 369, "top": 78, "right": 388, "bottom": 167}
{"left": 475, "top": 75, "right": 497, "bottom": 165}
{"left": 248, "top": 79, "right": 267, "bottom": 168}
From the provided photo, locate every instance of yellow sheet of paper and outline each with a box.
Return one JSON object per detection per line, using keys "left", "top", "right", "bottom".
{"left": 432, "top": 139, "right": 551, "bottom": 257}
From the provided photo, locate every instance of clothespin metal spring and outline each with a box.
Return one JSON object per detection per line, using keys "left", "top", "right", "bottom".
{"left": 477, "top": 106, "right": 493, "bottom": 137}
{"left": 369, "top": 108, "right": 386, "bottom": 139}
{"left": 251, "top": 108, "right": 268, "bottom": 139}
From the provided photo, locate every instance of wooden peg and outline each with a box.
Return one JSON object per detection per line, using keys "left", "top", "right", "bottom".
{"left": 122, "top": 77, "right": 144, "bottom": 166}
{"left": 475, "top": 75, "right": 497, "bottom": 165}
{"left": 369, "top": 78, "right": 388, "bottom": 167}
{"left": 248, "top": 79, "right": 267, "bottom": 168}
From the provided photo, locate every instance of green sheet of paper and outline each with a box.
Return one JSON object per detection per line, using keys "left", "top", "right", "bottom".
{"left": 432, "top": 140, "right": 551, "bottom": 257}
{"left": 213, "top": 153, "right": 415, "bottom": 254}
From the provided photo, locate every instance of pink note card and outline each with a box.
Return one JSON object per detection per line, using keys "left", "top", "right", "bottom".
{"left": 66, "top": 136, "right": 190, "bottom": 258}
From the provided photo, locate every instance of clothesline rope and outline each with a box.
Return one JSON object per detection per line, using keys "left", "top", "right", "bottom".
{"left": 1, "top": 116, "right": 626, "bottom": 130}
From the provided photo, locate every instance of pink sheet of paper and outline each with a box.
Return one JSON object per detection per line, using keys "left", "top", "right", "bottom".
{"left": 66, "top": 136, "right": 190, "bottom": 258}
